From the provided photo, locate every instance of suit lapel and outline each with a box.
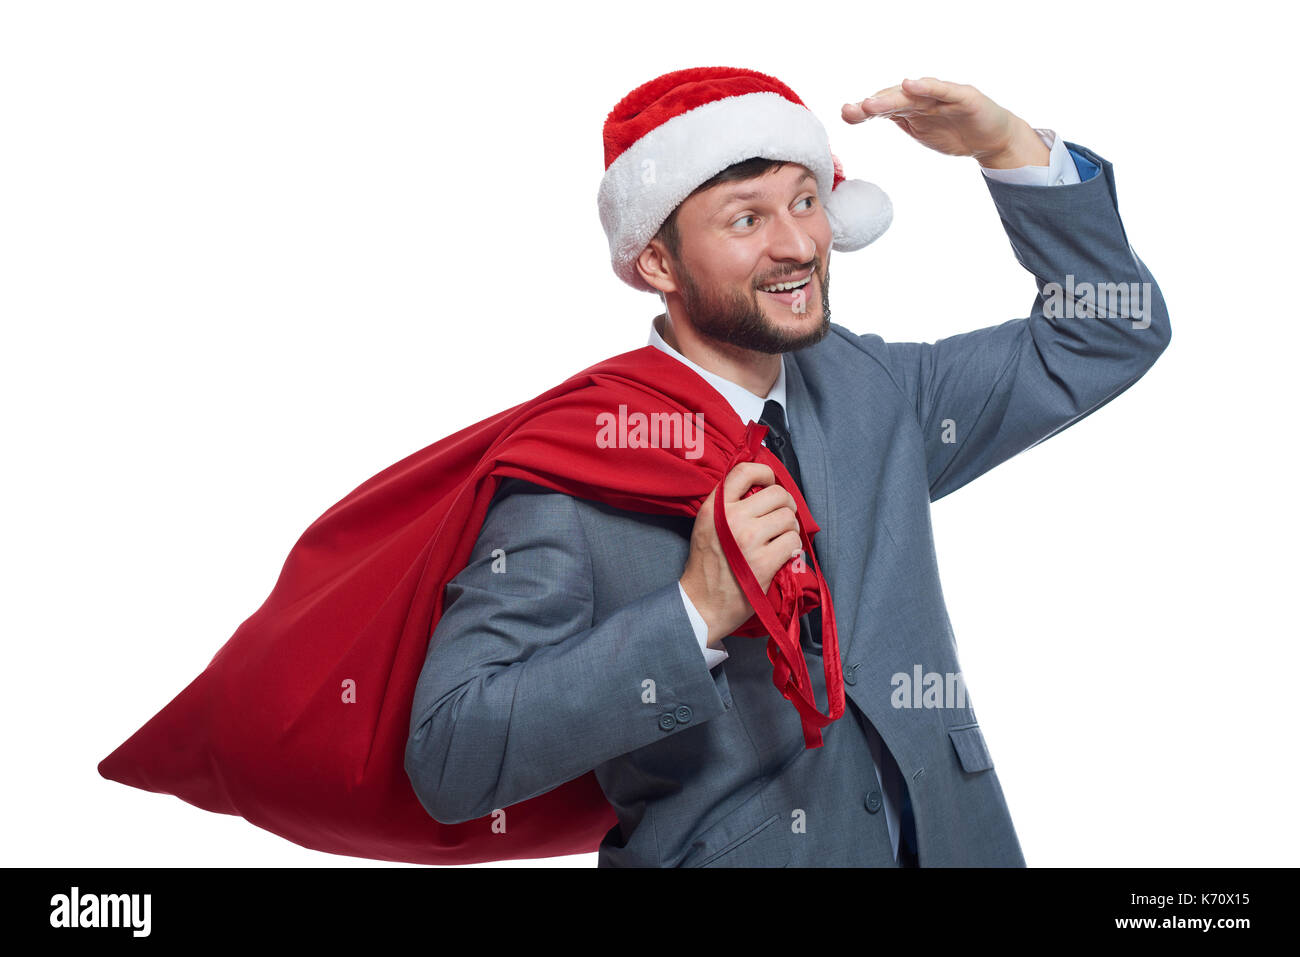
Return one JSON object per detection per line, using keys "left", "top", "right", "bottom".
{"left": 782, "top": 356, "right": 841, "bottom": 623}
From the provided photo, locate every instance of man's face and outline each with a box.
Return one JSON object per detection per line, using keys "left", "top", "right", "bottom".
{"left": 663, "top": 163, "right": 833, "bottom": 354}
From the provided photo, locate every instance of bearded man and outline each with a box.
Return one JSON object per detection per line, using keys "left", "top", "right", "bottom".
{"left": 404, "top": 66, "right": 1170, "bottom": 867}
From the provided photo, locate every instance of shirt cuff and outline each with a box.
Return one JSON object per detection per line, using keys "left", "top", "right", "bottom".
{"left": 979, "top": 128, "right": 1081, "bottom": 187}
{"left": 678, "top": 582, "right": 728, "bottom": 669}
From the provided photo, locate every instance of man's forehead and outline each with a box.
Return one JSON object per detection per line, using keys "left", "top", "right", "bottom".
{"left": 706, "top": 166, "right": 817, "bottom": 207}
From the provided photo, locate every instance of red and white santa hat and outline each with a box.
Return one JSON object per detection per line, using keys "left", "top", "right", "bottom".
{"left": 598, "top": 66, "right": 892, "bottom": 294}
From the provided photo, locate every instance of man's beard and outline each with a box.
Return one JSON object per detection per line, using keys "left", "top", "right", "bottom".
{"left": 675, "top": 260, "right": 831, "bottom": 355}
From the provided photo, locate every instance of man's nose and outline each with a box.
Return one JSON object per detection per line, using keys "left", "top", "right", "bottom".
{"left": 765, "top": 209, "right": 817, "bottom": 265}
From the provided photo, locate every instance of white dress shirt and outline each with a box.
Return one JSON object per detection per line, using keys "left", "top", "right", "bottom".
{"left": 979, "top": 128, "right": 1081, "bottom": 187}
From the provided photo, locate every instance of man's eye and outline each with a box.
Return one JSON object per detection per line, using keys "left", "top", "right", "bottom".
{"left": 732, "top": 214, "right": 757, "bottom": 229}
{"left": 798, "top": 196, "right": 816, "bottom": 210}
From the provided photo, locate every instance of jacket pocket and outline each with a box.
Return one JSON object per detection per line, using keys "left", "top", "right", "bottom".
{"left": 680, "top": 783, "right": 791, "bottom": 867}
{"left": 698, "top": 812, "right": 788, "bottom": 868}
{"left": 947, "top": 723, "right": 994, "bottom": 773}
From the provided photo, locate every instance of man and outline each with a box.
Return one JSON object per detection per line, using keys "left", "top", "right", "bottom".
{"left": 404, "top": 67, "right": 1169, "bottom": 866}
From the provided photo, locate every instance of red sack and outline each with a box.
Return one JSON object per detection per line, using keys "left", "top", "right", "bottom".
{"left": 98, "top": 345, "right": 844, "bottom": 864}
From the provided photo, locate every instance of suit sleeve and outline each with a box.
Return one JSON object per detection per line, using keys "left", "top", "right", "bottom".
{"left": 872, "top": 142, "right": 1171, "bottom": 502}
{"left": 405, "top": 478, "right": 730, "bottom": 826}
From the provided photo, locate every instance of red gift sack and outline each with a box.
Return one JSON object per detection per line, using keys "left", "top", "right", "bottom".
{"left": 98, "top": 345, "right": 843, "bottom": 864}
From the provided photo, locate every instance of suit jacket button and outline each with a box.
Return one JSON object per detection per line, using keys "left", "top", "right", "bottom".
{"left": 864, "top": 789, "right": 883, "bottom": 813}
{"left": 658, "top": 712, "right": 677, "bottom": 731}
{"left": 844, "top": 664, "right": 857, "bottom": 686}
{"left": 675, "top": 705, "right": 693, "bottom": 724}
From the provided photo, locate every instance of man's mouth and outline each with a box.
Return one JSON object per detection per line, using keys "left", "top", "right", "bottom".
{"left": 758, "top": 272, "right": 813, "bottom": 302}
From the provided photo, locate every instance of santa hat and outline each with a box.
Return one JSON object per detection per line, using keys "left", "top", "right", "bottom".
{"left": 598, "top": 66, "right": 893, "bottom": 294}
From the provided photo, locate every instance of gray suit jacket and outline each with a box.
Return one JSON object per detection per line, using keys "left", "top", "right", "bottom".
{"left": 405, "top": 142, "right": 1170, "bottom": 867}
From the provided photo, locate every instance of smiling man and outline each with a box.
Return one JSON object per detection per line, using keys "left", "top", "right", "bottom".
{"left": 653, "top": 161, "right": 832, "bottom": 361}
{"left": 405, "top": 66, "right": 1170, "bottom": 867}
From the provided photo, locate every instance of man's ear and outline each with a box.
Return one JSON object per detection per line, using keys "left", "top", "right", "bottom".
{"left": 635, "top": 238, "right": 679, "bottom": 296}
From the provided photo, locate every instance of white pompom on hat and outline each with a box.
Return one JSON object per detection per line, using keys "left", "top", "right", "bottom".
{"left": 598, "top": 66, "right": 892, "bottom": 294}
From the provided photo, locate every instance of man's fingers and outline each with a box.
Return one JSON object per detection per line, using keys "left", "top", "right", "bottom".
{"left": 842, "top": 101, "right": 869, "bottom": 124}
{"left": 723, "top": 462, "right": 776, "bottom": 502}
{"left": 734, "top": 482, "right": 799, "bottom": 522}
{"left": 844, "top": 83, "right": 898, "bottom": 122}
{"left": 902, "top": 76, "right": 969, "bottom": 105}
{"left": 844, "top": 77, "right": 969, "bottom": 123}
{"left": 844, "top": 85, "right": 940, "bottom": 122}
{"left": 843, "top": 83, "right": 901, "bottom": 122}
{"left": 748, "top": 505, "right": 800, "bottom": 551}
{"left": 760, "top": 530, "right": 805, "bottom": 569}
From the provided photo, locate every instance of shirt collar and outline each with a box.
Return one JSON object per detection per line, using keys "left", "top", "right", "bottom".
{"left": 648, "top": 313, "right": 787, "bottom": 425}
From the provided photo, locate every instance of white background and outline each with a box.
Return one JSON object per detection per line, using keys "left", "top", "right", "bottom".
{"left": 3, "top": 0, "right": 1296, "bottom": 867}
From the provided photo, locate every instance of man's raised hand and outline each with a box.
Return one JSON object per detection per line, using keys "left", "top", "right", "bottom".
{"left": 842, "top": 76, "right": 1049, "bottom": 169}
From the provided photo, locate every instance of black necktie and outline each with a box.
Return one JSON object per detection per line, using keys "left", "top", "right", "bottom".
{"left": 759, "top": 399, "right": 822, "bottom": 654}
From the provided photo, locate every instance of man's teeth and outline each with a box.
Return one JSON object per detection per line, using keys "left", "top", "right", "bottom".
{"left": 760, "top": 275, "right": 812, "bottom": 293}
